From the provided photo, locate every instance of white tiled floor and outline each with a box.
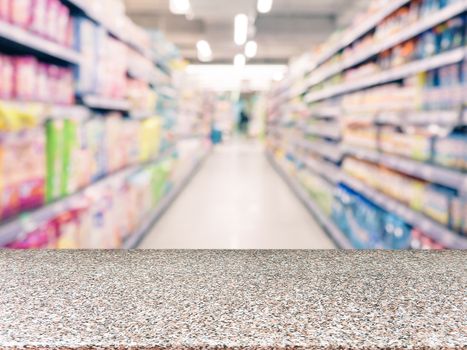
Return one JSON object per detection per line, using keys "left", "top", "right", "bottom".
{"left": 140, "top": 140, "right": 335, "bottom": 249}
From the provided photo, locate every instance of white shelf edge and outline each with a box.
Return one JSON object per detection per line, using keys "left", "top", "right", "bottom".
{"left": 305, "top": 47, "right": 466, "bottom": 104}
{"left": 343, "top": 145, "right": 467, "bottom": 191}
{"left": 130, "top": 110, "right": 157, "bottom": 120}
{"left": 341, "top": 174, "right": 467, "bottom": 249}
{"left": 305, "top": 127, "right": 341, "bottom": 140}
{"left": 303, "top": 158, "right": 341, "bottom": 185}
{"left": 298, "top": 140, "right": 342, "bottom": 163}
{"left": 310, "top": 0, "right": 412, "bottom": 72}
{"left": 303, "top": 2, "right": 467, "bottom": 92}
{"left": 82, "top": 95, "right": 131, "bottom": 111}
{"left": 267, "top": 152, "right": 353, "bottom": 249}
{"left": 0, "top": 101, "right": 90, "bottom": 120}
{"left": 377, "top": 109, "right": 463, "bottom": 125}
{"left": 0, "top": 21, "right": 82, "bottom": 64}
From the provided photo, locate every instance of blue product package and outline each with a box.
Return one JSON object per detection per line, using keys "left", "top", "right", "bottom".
{"left": 332, "top": 186, "right": 354, "bottom": 241}
{"left": 346, "top": 192, "right": 383, "bottom": 249}
{"left": 383, "top": 214, "right": 412, "bottom": 249}
{"left": 73, "top": 17, "right": 99, "bottom": 95}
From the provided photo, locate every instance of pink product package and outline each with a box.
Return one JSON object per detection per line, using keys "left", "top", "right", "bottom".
{"left": 36, "top": 61, "right": 75, "bottom": 104}
{"left": 46, "top": 0, "right": 60, "bottom": 42}
{"left": 36, "top": 63, "right": 49, "bottom": 102}
{"left": 0, "top": 54, "right": 75, "bottom": 104}
{"left": 0, "top": 0, "right": 10, "bottom": 21}
{"left": 30, "top": 0, "right": 48, "bottom": 37}
{"left": 65, "top": 17, "right": 73, "bottom": 48}
{"left": 0, "top": 55, "right": 14, "bottom": 99}
{"left": 7, "top": 218, "right": 58, "bottom": 249}
{"left": 59, "top": 67, "right": 74, "bottom": 104}
{"left": 13, "top": 56, "right": 38, "bottom": 100}
{"left": 56, "top": 4, "right": 70, "bottom": 46}
{"left": 10, "top": 0, "right": 32, "bottom": 28}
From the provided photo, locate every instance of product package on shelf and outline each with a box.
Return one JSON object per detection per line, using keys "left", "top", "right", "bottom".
{"left": 74, "top": 19, "right": 128, "bottom": 100}
{"left": 95, "top": 32, "right": 128, "bottom": 99}
{"left": 5, "top": 156, "right": 175, "bottom": 249}
{"left": 0, "top": 0, "right": 74, "bottom": 47}
{"left": 332, "top": 184, "right": 413, "bottom": 249}
{"left": 127, "top": 77, "right": 158, "bottom": 115}
{"left": 0, "top": 54, "right": 74, "bottom": 104}
{"left": 0, "top": 105, "right": 45, "bottom": 220}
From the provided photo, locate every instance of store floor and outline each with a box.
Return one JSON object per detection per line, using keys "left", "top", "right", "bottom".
{"left": 140, "top": 139, "right": 335, "bottom": 249}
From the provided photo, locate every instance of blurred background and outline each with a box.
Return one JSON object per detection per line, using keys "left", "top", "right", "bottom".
{"left": 0, "top": 0, "right": 465, "bottom": 249}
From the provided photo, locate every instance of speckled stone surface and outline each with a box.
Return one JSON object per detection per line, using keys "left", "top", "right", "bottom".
{"left": 0, "top": 250, "right": 465, "bottom": 350}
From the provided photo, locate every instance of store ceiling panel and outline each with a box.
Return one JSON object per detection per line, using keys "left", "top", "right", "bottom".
{"left": 125, "top": 0, "right": 369, "bottom": 63}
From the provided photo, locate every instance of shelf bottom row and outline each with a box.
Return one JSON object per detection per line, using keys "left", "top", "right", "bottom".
{"left": 267, "top": 151, "right": 467, "bottom": 250}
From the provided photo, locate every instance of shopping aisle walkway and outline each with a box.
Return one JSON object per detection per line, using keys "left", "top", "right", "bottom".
{"left": 140, "top": 140, "right": 335, "bottom": 249}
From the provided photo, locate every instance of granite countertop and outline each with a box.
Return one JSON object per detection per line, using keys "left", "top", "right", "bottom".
{"left": 0, "top": 250, "right": 465, "bottom": 350}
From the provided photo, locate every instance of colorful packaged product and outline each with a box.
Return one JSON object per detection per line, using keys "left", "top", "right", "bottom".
{"left": 7, "top": 221, "right": 56, "bottom": 249}
{"left": 0, "top": 0, "right": 9, "bottom": 20}
{"left": 10, "top": 0, "right": 32, "bottom": 28}
{"left": 45, "top": 119, "right": 64, "bottom": 202}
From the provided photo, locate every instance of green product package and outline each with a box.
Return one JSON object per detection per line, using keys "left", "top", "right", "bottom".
{"left": 45, "top": 120, "right": 64, "bottom": 203}
{"left": 152, "top": 159, "right": 173, "bottom": 205}
{"left": 61, "top": 119, "right": 78, "bottom": 197}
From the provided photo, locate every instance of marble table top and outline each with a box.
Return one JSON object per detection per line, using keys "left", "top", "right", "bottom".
{"left": 0, "top": 250, "right": 465, "bottom": 349}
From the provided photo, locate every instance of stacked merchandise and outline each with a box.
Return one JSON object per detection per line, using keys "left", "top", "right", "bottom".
{"left": 176, "top": 89, "right": 213, "bottom": 139}
{"left": 0, "top": 0, "right": 74, "bottom": 47}
{"left": 0, "top": 0, "right": 211, "bottom": 249}
{"left": 213, "top": 94, "right": 236, "bottom": 139}
{"left": 267, "top": 0, "right": 467, "bottom": 249}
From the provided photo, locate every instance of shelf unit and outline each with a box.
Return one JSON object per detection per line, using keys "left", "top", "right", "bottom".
{"left": 341, "top": 174, "right": 467, "bottom": 249}
{"left": 311, "top": 0, "right": 412, "bottom": 69}
{"left": 63, "top": 0, "right": 152, "bottom": 59}
{"left": 302, "top": 1, "right": 467, "bottom": 94}
{"left": 268, "top": 0, "right": 467, "bottom": 249}
{"left": 305, "top": 47, "right": 466, "bottom": 103}
{"left": 267, "top": 152, "right": 353, "bottom": 249}
{"left": 343, "top": 145, "right": 467, "bottom": 193}
{"left": 0, "top": 21, "right": 82, "bottom": 64}
{"left": 0, "top": 1, "right": 205, "bottom": 250}
{"left": 0, "top": 147, "right": 177, "bottom": 247}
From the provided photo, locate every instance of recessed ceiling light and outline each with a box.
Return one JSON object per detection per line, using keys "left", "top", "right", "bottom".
{"left": 197, "top": 40, "right": 213, "bottom": 62}
{"left": 234, "top": 14, "right": 248, "bottom": 46}
{"left": 245, "top": 41, "right": 258, "bottom": 58}
{"left": 170, "top": 0, "right": 190, "bottom": 15}
{"left": 257, "top": 0, "right": 273, "bottom": 13}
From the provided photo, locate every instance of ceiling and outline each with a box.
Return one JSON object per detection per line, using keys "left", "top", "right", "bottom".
{"left": 125, "top": 0, "right": 369, "bottom": 64}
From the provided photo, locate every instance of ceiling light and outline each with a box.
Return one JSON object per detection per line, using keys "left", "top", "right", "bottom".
{"left": 197, "top": 40, "right": 212, "bottom": 62}
{"left": 234, "top": 54, "right": 246, "bottom": 67}
{"left": 245, "top": 41, "right": 257, "bottom": 58}
{"left": 273, "top": 71, "right": 284, "bottom": 81}
{"left": 234, "top": 14, "right": 248, "bottom": 46}
{"left": 170, "top": 0, "right": 190, "bottom": 15}
{"left": 257, "top": 0, "right": 273, "bottom": 13}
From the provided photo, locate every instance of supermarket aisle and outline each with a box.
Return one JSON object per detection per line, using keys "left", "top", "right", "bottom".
{"left": 140, "top": 140, "right": 334, "bottom": 249}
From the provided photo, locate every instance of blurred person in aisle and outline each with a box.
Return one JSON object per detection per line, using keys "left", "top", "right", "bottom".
{"left": 239, "top": 108, "right": 250, "bottom": 135}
